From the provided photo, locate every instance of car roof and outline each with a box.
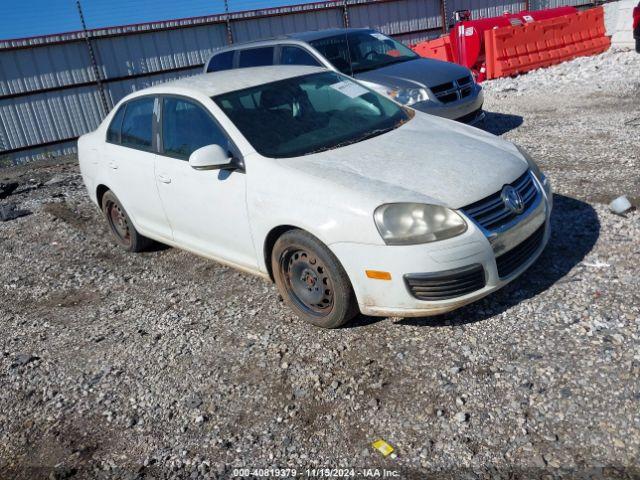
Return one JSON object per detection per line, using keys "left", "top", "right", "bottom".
{"left": 129, "top": 65, "right": 327, "bottom": 99}
{"left": 285, "top": 27, "right": 373, "bottom": 42}
{"left": 206, "top": 27, "right": 375, "bottom": 53}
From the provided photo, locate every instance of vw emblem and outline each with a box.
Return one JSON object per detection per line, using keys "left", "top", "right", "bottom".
{"left": 501, "top": 185, "right": 525, "bottom": 214}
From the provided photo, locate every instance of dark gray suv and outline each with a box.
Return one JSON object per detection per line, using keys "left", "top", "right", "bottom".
{"left": 204, "top": 28, "right": 484, "bottom": 124}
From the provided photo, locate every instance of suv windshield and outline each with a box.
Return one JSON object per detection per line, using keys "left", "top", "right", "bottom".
{"left": 213, "top": 71, "right": 411, "bottom": 158}
{"left": 309, "top": 31, "right": 419, "bottom": 74}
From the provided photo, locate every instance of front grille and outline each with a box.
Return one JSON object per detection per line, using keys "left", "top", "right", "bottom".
{"left": 430, "top": 81, "right": 454, "bottom": 94}
{"left": 404, "top": 264, "right": 486, "bottom": 301}
{"left": 430, "top": 75, "right": 474, "bottom": 104}
{"left": 458, "top": 76, "right": 473, "bottom": 98}
{"left": 439, "top": 92, "right": 458, "bottom": 103}
{"left": 462, "top": 171, "right": 538, "bottom": 231}
{"left": 496, "top": 225, "right": 545, "bottom": 277}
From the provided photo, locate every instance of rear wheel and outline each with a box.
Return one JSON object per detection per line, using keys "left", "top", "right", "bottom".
{"left": 101, "top": 190, "right": 152, "bottom": 252}
{"left": 272, "top": 229, "right": 358, "bottom": 328}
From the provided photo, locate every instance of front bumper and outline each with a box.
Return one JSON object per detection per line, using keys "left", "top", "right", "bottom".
{"left": 330, "top": 175, "right": 552, "bottom": 317}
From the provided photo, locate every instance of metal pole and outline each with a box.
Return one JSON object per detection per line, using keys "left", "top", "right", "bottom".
{"left": 440, "top": 0, "right": 448, "bottom": 34}
{"left": 342, "top": 0, "right": 350, "bottom": 28}
{"left": 224, "top": 0, "right": 234, "bottom": 44}
{"left": 76, "top": 0, "right": 110, "bottom": 115}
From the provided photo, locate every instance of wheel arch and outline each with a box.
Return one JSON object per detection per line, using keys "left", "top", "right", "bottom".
{"left": 263, "top": 225, "right": 298, "bottom": 282}
{"left": 96, "top": 184, "right": 110, "bottom": 208}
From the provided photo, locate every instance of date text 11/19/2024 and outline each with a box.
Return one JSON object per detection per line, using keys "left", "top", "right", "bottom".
{"left": 232, "top": 468, "right": 400, "bottom": 477}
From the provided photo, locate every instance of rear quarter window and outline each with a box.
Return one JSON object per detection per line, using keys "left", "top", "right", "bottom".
{"left": 106, "top": 105, "right": 126, "bottom": 143}
{"left": 207, "top": 51, "right": 235, "bottom": 72}
{"left": 238, "top": 47, "right": 275, "bottom": 68}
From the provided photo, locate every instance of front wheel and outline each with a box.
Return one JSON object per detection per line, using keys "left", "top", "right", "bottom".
{"left": 272, "top": 230, "right": 359, "bottom": 328}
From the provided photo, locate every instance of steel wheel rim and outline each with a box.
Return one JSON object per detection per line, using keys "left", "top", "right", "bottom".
{"left": 280, "top": 248, "right": 334, "bottom": 316}
{"left": 106, "top": 200, "right": 131, "bottom": 247}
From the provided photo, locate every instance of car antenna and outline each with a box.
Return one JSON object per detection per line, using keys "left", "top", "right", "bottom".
{"left": 344, "top": 28, "right": 354, "bottom": 76}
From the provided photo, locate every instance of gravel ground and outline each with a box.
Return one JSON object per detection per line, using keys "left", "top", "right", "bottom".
{"left": 1, "top": 50, "right": 639, "bottom": 479}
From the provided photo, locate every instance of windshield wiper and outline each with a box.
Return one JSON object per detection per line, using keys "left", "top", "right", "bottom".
{"left": 385, "top": 56, "right": 417, "bottom": 66}
{"left": 352, "top": 56, "right": 416, "bottom": 73}
{"left": 304, "top": 125, "right": 399, "bottom": 155}
{"left": 351, "top": 64, "right": 381, "bottom": 74}
{"left": 351, "top": 125, "right": 397, "bottom": 143}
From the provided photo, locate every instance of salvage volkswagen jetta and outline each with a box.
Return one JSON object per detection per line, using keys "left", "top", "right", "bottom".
{"left": 78, "top": 66, "right": 552, "bottom": 328}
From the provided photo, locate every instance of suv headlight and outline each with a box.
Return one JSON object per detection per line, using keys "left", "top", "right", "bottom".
{"left": 386, "top": 87, "right": 429, "bottom": 106}
{"left": 516, "top": 145, "right": 552, "bottom": 197}
{"left": 374, "top": 203, "right": 467, "bottom": 245}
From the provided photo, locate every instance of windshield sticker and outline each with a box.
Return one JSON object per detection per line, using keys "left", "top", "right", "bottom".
{"left": 329, "top": 80, "right": 369, "bottom": 99}
{"left": 370, "top": 32, "right": 388, "bottom": 41}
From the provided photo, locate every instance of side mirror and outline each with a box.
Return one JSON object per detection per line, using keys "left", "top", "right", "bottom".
{"left": 189, "top": 144, "right": 234, "bottom": 171}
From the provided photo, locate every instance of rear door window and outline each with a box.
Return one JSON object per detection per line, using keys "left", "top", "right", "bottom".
{"left": 238, "top": 47, "right": 275, "bottom": 68}
{"left": 280, "top": 46, "right": 321, "bottom": 66}
{"left": 120, "top": 97, "right": 155, "bottom": 150}
{"left": 207, "top": 51, "right": 235, "bottom": 72}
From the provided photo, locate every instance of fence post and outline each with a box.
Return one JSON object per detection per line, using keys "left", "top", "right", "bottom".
{"left": 441, "top": 0, "right": 448, "bottom": 34}
{"left": 224, "top": 0, "right": 234, "bottom": 44}
{"left": 342, "top": 0, "right": 350, "bottom": 28}
{"left": 76, "top": 0, "right": 110, "bottom": 115}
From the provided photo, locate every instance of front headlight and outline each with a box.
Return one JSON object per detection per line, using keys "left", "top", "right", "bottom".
{"left": 386, "top": 87, "right": 429, "bottom": 106}
{"left": 374, "top": 203, "right": 467, "bottom": 245}
{"left": 516, "top": 145, "right": 552, "bottom": 196}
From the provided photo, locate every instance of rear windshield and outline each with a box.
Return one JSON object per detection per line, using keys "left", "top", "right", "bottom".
{"left": 213, "top": 71, "right": 411, "bottom": 158}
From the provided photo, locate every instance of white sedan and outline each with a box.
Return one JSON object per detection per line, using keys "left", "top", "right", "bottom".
{"left": 78, "top": 66, "right": 552, "bottom": 328}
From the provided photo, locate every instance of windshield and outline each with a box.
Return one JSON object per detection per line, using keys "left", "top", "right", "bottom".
{"left": 213, "top": 71, "right": 411, "bottom": 158}
{"left": 309, "top": 31, "right": 419, "bottom": 74}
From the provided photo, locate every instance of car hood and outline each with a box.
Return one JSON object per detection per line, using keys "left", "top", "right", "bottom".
{"left": 354, "top": 58, "right": 472, "bottom": 90}
{"left": 278, "top": 113, "right": 528, "bottom": 210}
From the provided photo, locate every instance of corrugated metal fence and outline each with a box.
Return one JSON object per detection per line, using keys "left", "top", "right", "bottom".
{"left": 0, "top": 0, "right": 594, "bottom": 164}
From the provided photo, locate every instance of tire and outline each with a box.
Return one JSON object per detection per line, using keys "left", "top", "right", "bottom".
{"left": 271, "top": 229, "right": 359, "bottom": 329}
{"left": 101, "top": 190, "right": 152, "bottom": 252}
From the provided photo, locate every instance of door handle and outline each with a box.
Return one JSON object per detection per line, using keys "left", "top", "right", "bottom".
{"left": 158, "top": 174, "right": 171, "bottom": 184}
{"left": 108, "top": 162, "right": 118, "bottom": 170}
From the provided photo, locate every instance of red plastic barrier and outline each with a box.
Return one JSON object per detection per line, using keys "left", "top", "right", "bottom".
{"left": 411, "top": 6, "right": 578, "bottom": 81}
{"left": 452, "top": 7, "right": 578, "bottom": 78}
{"left": 514, "top": 7, "right": 578, "bottom": 22}
{"left": 484, "top": 7, "right": 611, "bottom": 79}
{"left": 411, "top": 35, "right": 453, "bottom": 62}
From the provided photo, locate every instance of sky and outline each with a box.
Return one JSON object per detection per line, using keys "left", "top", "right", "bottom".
{"left": 1, "top": 0, "right": 312, "bottom": 40}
